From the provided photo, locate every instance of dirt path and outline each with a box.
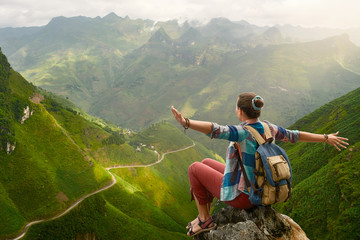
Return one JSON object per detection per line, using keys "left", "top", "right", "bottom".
{"left": 106, "top": 142, "right": 195, "bottom": 170}
{"left": 9, "top": 142, "right": 195, "bottom": 240}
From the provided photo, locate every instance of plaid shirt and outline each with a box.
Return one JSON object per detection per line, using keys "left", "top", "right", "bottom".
{"left": 208, "top": 120, "right": 300, "bottom": 201}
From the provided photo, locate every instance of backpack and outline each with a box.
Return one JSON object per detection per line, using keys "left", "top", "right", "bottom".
{"left": 234, "top": 123, "right": 292, "bottom": 206}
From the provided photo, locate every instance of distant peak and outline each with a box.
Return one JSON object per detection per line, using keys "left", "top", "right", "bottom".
{"left": 48, "top": 16, "right": 66, "bottom": 23}
{"left": 264, "top": 26, "right": 281, "bottom": 34}
{"left": 47, "top": 15, "right": 92, "bottom": 27}
{"left": 209, "top": 17, "right": 232, "bottom": 25}
{"left": 235, "top": 20, "right": 250, "bottom": 25}
{"left": 104, "top": 12, "right": 119, "bottom": 18}
{"left": 46, "top": 16, "right": 70, "bottom": 27}
{"left": 263, "top": 27, "right": 282, "bottom": 42}
{"left": 149, "top": 28, "right": 172, "bottom": 44}
{"left": 103, "top": 12, "right": 120, "bottom": 21}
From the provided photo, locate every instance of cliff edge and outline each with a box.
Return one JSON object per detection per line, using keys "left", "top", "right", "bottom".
{"left": 194, "top": 205, "right": 308, "bottom": 240}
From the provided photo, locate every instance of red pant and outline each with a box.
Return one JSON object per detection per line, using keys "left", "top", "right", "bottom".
{"left": 188, "top": 158, "right": 254, "bottom": 209}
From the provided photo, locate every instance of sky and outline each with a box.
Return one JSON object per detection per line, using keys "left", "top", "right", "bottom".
{"left": 0, "top": 0, "right": 359, "bottom": 29}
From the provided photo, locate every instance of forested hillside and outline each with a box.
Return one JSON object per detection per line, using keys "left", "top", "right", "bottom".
{"left": 276, "top": 87, "right": 360, "bottom": 239}
{"left": 0, "top": 48, "right": 110, "bottom": 238}
{"left": 0, "top": 49, "right": 218, "bottom": 239}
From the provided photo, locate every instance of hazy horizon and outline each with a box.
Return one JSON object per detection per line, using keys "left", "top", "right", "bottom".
{"left": 0, "top": 0, "right": 359, "bottom": 29}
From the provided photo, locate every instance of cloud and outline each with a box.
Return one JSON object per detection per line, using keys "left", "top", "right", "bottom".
{"left": 0, "top": 0, "right": 359, "bottom": 28}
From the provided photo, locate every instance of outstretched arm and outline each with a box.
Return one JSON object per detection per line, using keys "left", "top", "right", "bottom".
{"left": 171, "top": 106, "right": 213, "bottom": 135}
{"left": 299, "top": 131, "right": 349, "bottom": 151}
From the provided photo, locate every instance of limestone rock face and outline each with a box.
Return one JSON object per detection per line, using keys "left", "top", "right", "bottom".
{"left": 21, "top": 106, "right": 33, "bottom": 124}
{"left": 6, "top": 141, "right": 16, "bottom": 154}
{"left": 194, "top": 205, "right": 308, "bottom": 240}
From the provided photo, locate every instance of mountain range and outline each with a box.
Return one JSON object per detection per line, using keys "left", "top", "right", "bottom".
{"left": 1, "top": 13, "right": 360, "bottom": 157}
{"left": 0, "top": 13, "right": 360, "bottom": 131}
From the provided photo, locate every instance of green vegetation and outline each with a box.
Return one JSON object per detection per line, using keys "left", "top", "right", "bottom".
{"left": 41, "top": 99, "right": 159, "bottom": 167}
{"left": 8, "top": 111, "right": 219, "bottom": 240}
{"left": 23, "top": 193, "right": 188, "bottom": 240}
{"left": 0, "top": 49, "right": 114, "bottom": 238}
{"left": 0, "top": 49, "right": 222, "bottom": 239}
{"left": 275, "top": 87, "right": 360, "bottom": 239}
{"left": 0, "top": 51, "right": 14, "bottom": 152}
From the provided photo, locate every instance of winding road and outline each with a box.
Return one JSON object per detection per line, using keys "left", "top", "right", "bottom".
{"left": 9, "top": 142, "right": 195, "bottom": 240}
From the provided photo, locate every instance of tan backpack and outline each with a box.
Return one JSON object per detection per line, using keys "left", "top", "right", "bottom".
{"left": 235, "top": 124, "right": 292, "bottom": 206}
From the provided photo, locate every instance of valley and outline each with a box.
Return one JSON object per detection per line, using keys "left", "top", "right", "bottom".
{"left": 1, "top": 14, "right": 360, "bottom": 158}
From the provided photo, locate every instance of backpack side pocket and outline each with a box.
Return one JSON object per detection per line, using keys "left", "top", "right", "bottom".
{"left": 267, "top": 155, "right": 291, "bottom": 182}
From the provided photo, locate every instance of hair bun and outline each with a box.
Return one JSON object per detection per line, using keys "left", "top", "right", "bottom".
{"left": 252, "top": 95, "right": 264, "bottom": 111}
{"left": 254, "top": 99, "right": 264, "bottom": 109}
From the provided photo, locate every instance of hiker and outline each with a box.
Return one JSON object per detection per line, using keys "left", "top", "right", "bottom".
{"left": 171, "top": 92, "right": 349, "bottom": 237}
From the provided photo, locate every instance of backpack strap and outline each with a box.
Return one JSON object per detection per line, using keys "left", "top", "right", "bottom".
{"left": 233, "top": 142, "right": 251, "bottom": 189}
{"left": 245, "top": 123, "right": 273, "bottom": 145}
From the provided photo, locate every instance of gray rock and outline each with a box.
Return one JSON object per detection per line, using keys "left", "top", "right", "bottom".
{"left": 194, "top": 205, "right": 308, "bottom": 240}
{"left": 206, "top": 220, "right": 268, "bottom": 240}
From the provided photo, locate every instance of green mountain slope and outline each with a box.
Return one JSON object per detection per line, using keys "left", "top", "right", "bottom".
{"left": 0, "top": 49, "right": 113, "bottom": 238}
{"left": 0, "top": 49, "right": 220, "bottom": 239}
{"left": 276, "top": 87, "right": 360, "bottom": 239}
{"left": 22, "top": 122, "right": 219, "bottom": 240}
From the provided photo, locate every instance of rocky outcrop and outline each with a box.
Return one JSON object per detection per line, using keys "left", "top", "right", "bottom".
{"left": 6, "top": 141, "right": 16, "bottom": 155}
{"left": 21, "top": 106, "right": 33, "bottom": 124}
{"left": 194, "top": 205, "right": 308, "bottom": 240}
